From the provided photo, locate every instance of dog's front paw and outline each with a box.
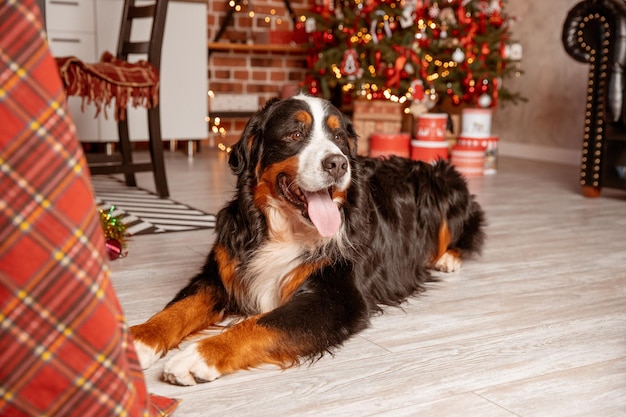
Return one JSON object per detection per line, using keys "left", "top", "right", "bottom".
{"left": 434, "top": 251, "right": 462, "bottom": 272}
{"left": 163, "top": 342, "right": 222, "bottom": 386}
{"left": 133, "top": 339, "right": 161, "bottom": 370}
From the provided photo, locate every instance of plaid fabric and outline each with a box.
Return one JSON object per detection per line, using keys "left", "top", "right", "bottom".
{"left": 0, "top": 1, "right": 178, "bottom": 416}
{"left": 55, "top": 52, "right": 159, "bottom": 120}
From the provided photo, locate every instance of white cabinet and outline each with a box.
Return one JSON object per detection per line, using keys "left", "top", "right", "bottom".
{"left": 46, "top": 0, "right": 99, "bottom": 139}
{"left": 46, "top": 0, "right": 207, "bottom": 142}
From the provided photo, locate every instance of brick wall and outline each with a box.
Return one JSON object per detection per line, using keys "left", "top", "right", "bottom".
{"left": 207, "top": 0, "right": 311, "bottom": 147}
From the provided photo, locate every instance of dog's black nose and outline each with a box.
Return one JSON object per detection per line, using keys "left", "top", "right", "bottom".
{"left": 322, "top": 154, "right": 348, "bottom": 180}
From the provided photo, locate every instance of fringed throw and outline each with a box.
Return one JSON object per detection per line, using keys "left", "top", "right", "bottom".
{"left": 55, "top": 51, "right": 159, "bottom": 121}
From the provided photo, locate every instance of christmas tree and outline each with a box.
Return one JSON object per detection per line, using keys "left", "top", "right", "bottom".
{"left": 301, "top": 0, "right": 523, "bottom": 111}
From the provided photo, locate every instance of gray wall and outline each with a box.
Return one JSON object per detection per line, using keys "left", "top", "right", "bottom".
{"left": 493, "top": 0, "right": 588, "bottom": 164}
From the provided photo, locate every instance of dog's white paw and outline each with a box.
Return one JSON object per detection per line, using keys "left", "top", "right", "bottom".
{"left": 133, "top": 339, "right": 161, "bottom": 369}
{"left": 434, "top": 252, "right": 462, "bottom": 273}
{"left": 163, "top": 342, "right": 222, "bottom": 386}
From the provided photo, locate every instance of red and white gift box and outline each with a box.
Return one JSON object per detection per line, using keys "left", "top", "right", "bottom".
{"left": 457, "top": 136, "right": 499, "bottom": 174}
{"left": 369, "top": 133, "right": 411, "bottom": 158}
{"left": 450, "top": 145, "right": 485, "bottom": 177}
{"left": 410, "top": 139, "right": 449, "bottom": 163}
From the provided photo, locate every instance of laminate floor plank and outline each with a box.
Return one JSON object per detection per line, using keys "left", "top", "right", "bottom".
{"left": 476, "top": 358, "right": 626, "bottom": 417}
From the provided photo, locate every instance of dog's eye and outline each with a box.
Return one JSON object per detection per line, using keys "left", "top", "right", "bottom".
{"left": 290, "top": 132, "right": 303, "bottom": 141}
{"left": 334, "top": 132, "right": 344, "bottom": 142}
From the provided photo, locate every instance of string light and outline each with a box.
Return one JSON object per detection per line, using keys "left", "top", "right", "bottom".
{"left": 303, "top": 0, "right": 524, "bottom": 107}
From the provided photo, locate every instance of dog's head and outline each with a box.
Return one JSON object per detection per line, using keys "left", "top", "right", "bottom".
{"left": 229, "top": 94, "right": 358, "bottom": 238}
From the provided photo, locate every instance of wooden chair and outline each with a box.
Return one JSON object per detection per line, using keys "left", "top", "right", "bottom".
{"left": 56, "top": 0, "right": 170, "bottom": 197}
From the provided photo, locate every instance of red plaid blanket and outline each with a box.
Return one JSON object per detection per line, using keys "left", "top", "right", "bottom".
{"left": 0, "top": 1, "right": 178, "bottom": 415}
{"left": 56, "top": 52, "right": 160, "bottom": 120}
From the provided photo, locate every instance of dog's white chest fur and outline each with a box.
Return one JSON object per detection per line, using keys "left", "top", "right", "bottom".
{"left": 244, "top": 241, "right": 305, "bottom": 313}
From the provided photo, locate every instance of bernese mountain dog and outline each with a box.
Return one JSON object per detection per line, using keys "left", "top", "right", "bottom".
{"left": 131, "top": 94, "right": 486, "bottom": 385}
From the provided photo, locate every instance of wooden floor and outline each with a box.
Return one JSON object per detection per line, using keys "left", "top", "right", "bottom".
{"left": 110, "top": 149, "right": 626, "bottom": 417}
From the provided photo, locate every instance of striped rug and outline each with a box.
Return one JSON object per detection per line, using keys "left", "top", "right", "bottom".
{"left": 92, "top": 176, "right": 217, "bottom": 236}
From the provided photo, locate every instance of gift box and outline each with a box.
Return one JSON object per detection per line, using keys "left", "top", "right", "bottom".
{"left": 457, "top": 136, "right": 499, "bottom": 174}
{"left": 415, "top": 113, "right": 448, "bottom": 141}
{"left": 370, "top": 133, "right": 411, "bottom": 158}
{"left": 450, "top": 145, "right": 485, "bottom": 177}
{"left": 411, "top": 139, "right": 449, "bottom": 163}
{"left": 461, "top": 108, "right": 493, "bottom": 138}
{"left": 352, "top": 99, "right": 404, "bottom": 156}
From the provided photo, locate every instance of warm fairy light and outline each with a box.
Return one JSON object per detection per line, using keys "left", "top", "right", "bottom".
{"left": 217, "top": 143, "right": 231, "bottom": 153}
{"left": 304, "top": 0, "right": 523, "bottom": 107}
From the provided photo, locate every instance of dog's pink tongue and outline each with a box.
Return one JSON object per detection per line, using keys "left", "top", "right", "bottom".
{"left": 305, "top": 190, "right": 341, "bottom": 237}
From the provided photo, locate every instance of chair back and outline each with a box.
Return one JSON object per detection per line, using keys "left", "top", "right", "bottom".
{"left": 116, "top": 0, "right": 169, "bottom": 71}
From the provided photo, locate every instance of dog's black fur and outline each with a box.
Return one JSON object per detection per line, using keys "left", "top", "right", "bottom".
{"left": 130, "top": 95, "right": 486, "bottom": 385}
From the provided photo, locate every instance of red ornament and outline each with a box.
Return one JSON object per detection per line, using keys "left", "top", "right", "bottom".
{"left": 490, "top": 13, "right": 504, "bottom": 28}
{"left": 481, "top": 42, "right": 490, "bottom": 56}
{"left": 105, "top": 238, "right": 124, "bottom": 260}
{"left": 413, "top": 80, "right": 425, "bottom": 100}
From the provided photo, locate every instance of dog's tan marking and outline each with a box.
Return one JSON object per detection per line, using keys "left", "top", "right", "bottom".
{"left": 326, "top": 114, "right": 340, "bottom": 130}
{"left": 294, "top": 110, "right": 312, "bottom": 125}
{"left": 198, "top": 315, "right": 300, "bottom": 373}
{"left": 332, "top": 188, "right": 347, "bottom": 203}
{"left": 163, "top": 314, "right": 307, "bottom": 385}
{"left": 214, "top": 244, "right": 242, "bottom": 296}
{"left": 130, "top": 289, "right": 222, "bottom": 358}
{"left": 280, "top": 260, "right": 329, "bottom": 303}
{"left": 254, "top": 157, "right": 299, "bottom": 208}
{"left": 433, "top": 221, "right": 462, "bottom": 272}
{"left": 436, "top": 220, "right": 451, "bottom": 260}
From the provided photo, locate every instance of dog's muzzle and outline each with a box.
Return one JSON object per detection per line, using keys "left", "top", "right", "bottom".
{"left": 278, "top": 153, "right": 349, "bottom": 238}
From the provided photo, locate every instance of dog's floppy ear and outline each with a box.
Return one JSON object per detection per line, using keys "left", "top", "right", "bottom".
{"left": 228, "top": 98, "right": 280, "bottom": 176}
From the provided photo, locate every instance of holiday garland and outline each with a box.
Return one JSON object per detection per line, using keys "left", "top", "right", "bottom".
{"left": 301, "top": 0, "right": 523, "bottom": 109}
